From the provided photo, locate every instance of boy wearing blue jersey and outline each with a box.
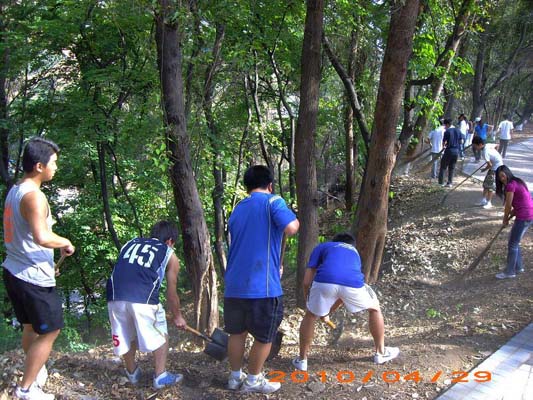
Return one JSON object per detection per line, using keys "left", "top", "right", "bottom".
{"left": 106, "top": 221, "right": 186, "bottom": 390}
{"left": 224, "top": 165, "right": 299, "bottom": 393}
{"left": 292, "top": 233, "right": 399, "bottom": 371}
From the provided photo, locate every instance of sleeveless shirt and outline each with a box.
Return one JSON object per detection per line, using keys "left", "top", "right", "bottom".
{"left": 106, "top": 238, "right": 173, "bottom": 304}
{"left": 2, "top": 182, "right": 55, "bottom": 287}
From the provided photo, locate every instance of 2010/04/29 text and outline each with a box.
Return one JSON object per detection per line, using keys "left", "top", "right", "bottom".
{"left": 267, "top": 370, "right": 491, "bottom": 384}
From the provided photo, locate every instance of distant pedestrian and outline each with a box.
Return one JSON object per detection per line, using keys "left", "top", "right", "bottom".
{"left": 496, "top": 115, "right": 514, "bottom": 158}
{"left": 458, "top": 114, "right": 468, "bottom": 159}
{"left": 292, "top": 233, "right": 399, "bottom": 372}
{"left": 494, "top": 165, "right": 533, "bottom": 279}
{"left": 472, "top": 137, "right": 503, "bottom": 209}
{"left": 473, "top": 117, "right": 494, "bottom": 161}
{"left": 438, "top": 118, "right": 463, "bottom": 187}
{"left": 426, "top": 123, "right": 445, "bottom": 179}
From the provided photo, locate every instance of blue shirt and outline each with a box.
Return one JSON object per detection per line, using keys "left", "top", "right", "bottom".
{"left": 106, "top": 238, "right": 173, "bottom": 304}
{"left": 308, "top": 241, "right": 365, "bottom": 288}
{"left": 224, "top": 192, "right": 296, "bottom": 298}
{"left": 475, "top": 123, "right": 489, "bottom": 140}
{"left": 443, "top": 127, "right": 462, "bottom": 154}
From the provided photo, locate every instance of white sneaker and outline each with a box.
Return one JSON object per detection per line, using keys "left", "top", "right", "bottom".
{"left": 240, "top": 374, "right": 281, "bottom": 393}
{"left": 477, "top": 198, "right": 488, "bottom": 206}
{"left": 15, "top": 383, "right": 54, "bottom": 400}
{"left": 125, "top": 366, "right": 142, "bottom": 385}
{"left": 291, "top": 357, "right": 308, "bottom": 371}
{"left": 495, "top": 272, "right": 516, "bottom": 279}
{"left": 153, "top": 371, "right": 183, "bottom": 390}
{"left": 374, "top": 347, "right": 400, "bottom": 364}
{"left": 483, "top": 202, "right": 493, "bottom": 209}
{"left": 227, "top": 372, "right": 247, "bottom": 390}
{"left": 36, "top": 365, "right": 48, "bottom": 387}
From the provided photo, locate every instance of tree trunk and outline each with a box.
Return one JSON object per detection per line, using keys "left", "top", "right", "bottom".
{"left": 0, "top": 2, "right": 11, "bottom": 197}
{"left": 344, "top": 28, "right": 358, "bottom": 212}
{"left": 202, "top": 23, "right": 227, "bottom": 275}
{"left": 353, "top": 0, "right": 420, "bottom": 284}
{"left": 155, "top": 0, "right": 219, "bottom": 332}
{"left": 295, "top": 0, "right": 323, "bottom": 308}
{"left": 97, "top": 141, "right": 121, "bottom": 251}
{"left": 406, "top": 0, "right": 474, "bottom": 157}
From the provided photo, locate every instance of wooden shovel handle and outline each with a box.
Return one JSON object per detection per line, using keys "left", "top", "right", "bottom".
{"left": 55, "top": 254, "right": 67, "bottom": 276}
{"left": 184, "top": 325, "right": 212, "bottom": 342}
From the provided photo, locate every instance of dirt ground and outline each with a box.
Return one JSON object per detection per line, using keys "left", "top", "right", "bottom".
{"left": 1, "top": 134, "right": 532, "bottom": 400}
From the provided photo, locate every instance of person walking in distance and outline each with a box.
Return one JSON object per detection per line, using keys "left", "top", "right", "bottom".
{"left": 426, "top": 122, "right": 445, "bottom": 179}
{"left": 292, "top": 233, "right": 399, "bottom": 372}
{"left": 2, "top": 137, "right": 75, "bottom": 400}
{"left": 496, "top": 114, "right": 514, "bottom": 158}
{"left": 438, "top": 118, "right": 463, "bottom": 187}
{"left": 106, "top": 220, "right": 186, "bottom": 389}
{"left": 458, "top": 114, "right": 468, "bottom": 160}
{"left": 224, "top": 165, "right": 299, "bottom": 393}
{"left": 494, "top": 165, "right": 533, "bottom": 279}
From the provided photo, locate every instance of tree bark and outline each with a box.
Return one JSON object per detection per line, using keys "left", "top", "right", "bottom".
{"left": 97, "top": 141, "right": 121, "bottom": 251}
{"left": 353, "top": 0, "right": 421, "bottom": 284}
{"left": 322, "top": 33, "right": 370, "bottom": 152}
{"left": 202, "top": 23, "right": 227, "bottom": 275}
{"left": 155, "top": 0, "right": 219, "bottom": 332}
{"left": 295, "top": 0, "right": 323, "bottom": 308}
{"left": 344, "top": 28, "right": 359, "bottom": 212}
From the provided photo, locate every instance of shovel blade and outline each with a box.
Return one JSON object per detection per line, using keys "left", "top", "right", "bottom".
{"left": 204, "top": 341, "right": 227, "bottom": 362}
{"left": 211, "top": 328, "right": 229, "bottom": 347}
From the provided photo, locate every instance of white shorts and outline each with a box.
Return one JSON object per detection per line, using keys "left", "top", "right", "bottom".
{"left": 107, "top": 301, "right": 168, "bottom": 355}
{"left": 307, "top": 282, "right": 380, "bottom": 316}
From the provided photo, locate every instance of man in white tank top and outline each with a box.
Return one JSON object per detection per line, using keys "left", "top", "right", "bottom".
{"left": 2, "top": 137, "right": 75, "bottom": 400}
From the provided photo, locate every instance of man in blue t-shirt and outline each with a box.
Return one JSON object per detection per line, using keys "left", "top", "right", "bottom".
{"left": 224, "top": 165, "right": 299, "bottom": 394}
{"left": 106, "top": 221, "right": 186, "bottom": 390}
{"left": 292, "top": 233, "right": 399, "bottom": 372}
{"left": 473, "top": 117, "right": 494, "bottom": 161}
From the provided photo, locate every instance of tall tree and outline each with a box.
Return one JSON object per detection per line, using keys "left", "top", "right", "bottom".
{"left": 155, "top": 0, "right": 219, "bottom": 332}
{"left": 295, "top": 0, "right": 323, "bottom": 307}
{"left": 354, "top": 0, "right": 421, "bottom": 283}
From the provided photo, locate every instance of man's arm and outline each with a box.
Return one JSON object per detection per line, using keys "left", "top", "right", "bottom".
{"left": 284, "top": 219, "right": 299, "bottom": 236}
{"left": 21, "top": 191, "right": 74, "bottom": 255}
{"left": 166, "top": 252, "right": 186, "bottom": 329}
{"left": 302, "top": 267, "right": 316, "bottom": 300}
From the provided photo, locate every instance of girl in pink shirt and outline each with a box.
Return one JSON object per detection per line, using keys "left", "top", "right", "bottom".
{"left": 495, "top": 165, "right": 533, "bottom": 278}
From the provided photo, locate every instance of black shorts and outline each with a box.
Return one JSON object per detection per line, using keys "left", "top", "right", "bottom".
{"left": 224, "top": 296, "right": 283, "bottom": 343}
{"left": 3, "top": 268, "right": 64, "bottom": 334}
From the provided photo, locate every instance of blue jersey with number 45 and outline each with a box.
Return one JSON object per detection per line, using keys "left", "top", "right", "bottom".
{"left": 106, "top": 238, "right": 173, "bottom": 304}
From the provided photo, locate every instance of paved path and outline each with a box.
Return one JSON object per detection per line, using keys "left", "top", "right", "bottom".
{"left": 437, "top": 137, "right": 533, "bottom": 399}
{"left": 462, "top": 137, "right": 533, "bottom": 190}
{"left": 436, "top": 323, "right": 533, "bottom": 400}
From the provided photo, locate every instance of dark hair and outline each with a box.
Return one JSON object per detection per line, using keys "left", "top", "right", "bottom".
{"left": 443, "top": 118, "right": 452, "bottom": 126}
{"left": 243, "top": 165, "right": 273, "bottom": 192}
{"left": 150, "top": 220, "right": 179, "bottom": 243}
{"left": 472, "top": 136, "right": 484, "bottom": 146}
{"left": 495, "top": 165, "right": 529, "bottom": 199}
{"left": 332, "top": 232, "right": 356, "bottom": 246}
{"left": 22, "top": 137, "right": 60, "bottom": 173}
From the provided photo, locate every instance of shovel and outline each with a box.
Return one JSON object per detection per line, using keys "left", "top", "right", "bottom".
{"left": 184, "top": 325, "right": 228, "bottom": 362}
{"left": 55, "top": 254, "right": 67, "bottom": 277}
